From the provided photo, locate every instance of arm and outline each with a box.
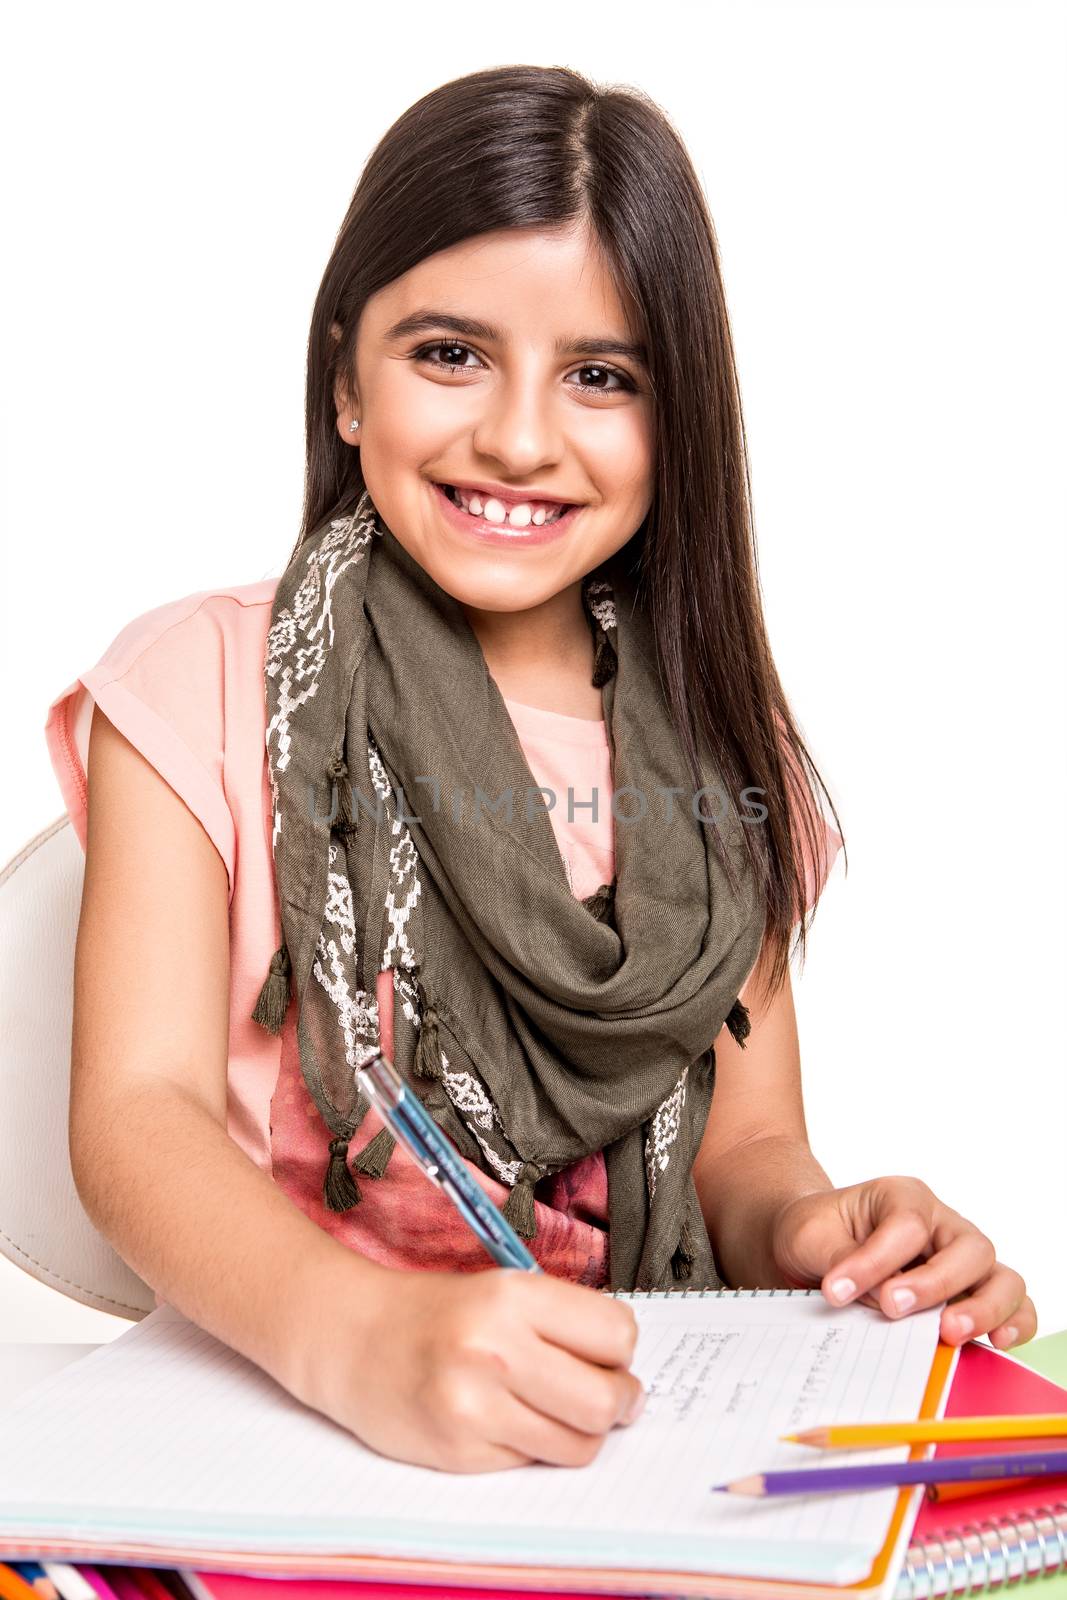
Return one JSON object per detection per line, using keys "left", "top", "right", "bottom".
{"left": 69, "top": 704, "right": 643, "bottom": 1471}
{"left": 69, "top": 702, "right": 374, "bottom": 1407}
{"left": 693, "top": 944, "right": 1038, "bottom": 1349}
{"left": 691, "top": 943, "right": 833, "bottom": 1287}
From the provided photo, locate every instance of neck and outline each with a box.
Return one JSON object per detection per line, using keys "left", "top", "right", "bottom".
{"left": 460, "top": 581, "right": 602, "bottom": 719}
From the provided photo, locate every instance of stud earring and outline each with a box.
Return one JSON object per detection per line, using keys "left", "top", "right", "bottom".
{"left": 348, "top": 419, "right": 360, "bottom": 433}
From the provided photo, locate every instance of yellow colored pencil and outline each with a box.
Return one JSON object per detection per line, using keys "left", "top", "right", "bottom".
{"left": 0, "top": 1567, "right": 43, "bottom": 1600}
{"left": 781, "top": 1413, "right": 1067, "bottom": 1448}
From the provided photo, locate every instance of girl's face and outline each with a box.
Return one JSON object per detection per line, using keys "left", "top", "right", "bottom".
{"left": 338, "top": 221, "right": 654, "bottom": 621}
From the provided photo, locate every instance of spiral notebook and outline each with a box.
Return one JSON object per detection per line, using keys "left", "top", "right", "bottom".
{"left": 897, "top": 1340, "right": 1067, "bottom": 1596}
{"left": 181, "top": 1338, "right": 1067, "bottom": 1600}
{"left": 0, "top": 1290, "right": 959, "bottom": 1600}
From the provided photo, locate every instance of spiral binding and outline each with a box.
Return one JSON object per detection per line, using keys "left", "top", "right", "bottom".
{"left": 898, "top": 1500, "right": 1067, "bottom": 1597}
{"left": 605, "top": 1285, "right": 818, "bottom": 1297}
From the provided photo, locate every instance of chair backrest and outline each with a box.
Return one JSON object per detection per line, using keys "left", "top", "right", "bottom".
{"left": 0, "top": 816, "right": 154, "bottom": 1319}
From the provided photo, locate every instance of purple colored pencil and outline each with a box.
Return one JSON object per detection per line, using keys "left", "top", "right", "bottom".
{"left": 90, "top": 1574, "right": 142, "bottom": 1600}
{"left": 74, "top": 1570, "right": 122, "bottom": 1600}
{"left": 713, "top": 1445, "right": 1067, "bottom": 1496}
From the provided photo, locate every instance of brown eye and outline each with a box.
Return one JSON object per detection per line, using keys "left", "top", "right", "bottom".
{"left": 414, "top": 341, "right": 479, "bottom": 371}
{"left": 570, "top": 364, "right": 636, "bottom": 394}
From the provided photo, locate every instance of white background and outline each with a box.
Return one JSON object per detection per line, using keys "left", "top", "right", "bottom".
{"left": 2, "top": 0, "right": 1064, "bottom": 1345}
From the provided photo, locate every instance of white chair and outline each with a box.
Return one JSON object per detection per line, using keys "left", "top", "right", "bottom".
{"left": 0, "top": 816, "right": 154, "bottom": 1320}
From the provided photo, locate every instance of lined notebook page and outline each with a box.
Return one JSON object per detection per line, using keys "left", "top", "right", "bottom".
{"left": 0, "top": 1292, "right": 946, "bottom": 1585}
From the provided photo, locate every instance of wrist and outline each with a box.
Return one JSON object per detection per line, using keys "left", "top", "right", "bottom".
{"left": 765, "top": 1152, "right": 836, "bottom": 1282}
{"left": 277, "top": 1236, "right": 393, "bottom": 1413}
{"left": 702, "top": 1134, "right": 833, "bottom": 1287}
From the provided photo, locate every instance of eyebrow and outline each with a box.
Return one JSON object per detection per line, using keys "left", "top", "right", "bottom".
{"left": 383, "top": 309, "right": 648, "bottom": 367}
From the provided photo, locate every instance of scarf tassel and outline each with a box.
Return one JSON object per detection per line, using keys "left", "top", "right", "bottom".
{"left": 251, "top": 941, "right": 292, "bottom": 1035}
{"left": 591, "top": 630, "right": 617, "bottom": 688}
{"left": 413, "top": 998, "right": 444, "bottom": 1081}
{"left": 326, "top": 750, "right": 357, "bottom": 832}
{"left": 501, "top": 1163, "right": 542, "bottom": 1241}
{"left": 353, "top": 1125, "right": 397, "bottom": 1179}
{"left": 582, "top": 880, "right": 615, "bottom": 922}
{"left": 671, "top": 1217, "right": 696, "bottom": 1281}
{"left": 323, "top": 1135, "right": 362, "bottom": 1212}
{"left": 725, "top": 997, "right": 751, "bottom": 1048}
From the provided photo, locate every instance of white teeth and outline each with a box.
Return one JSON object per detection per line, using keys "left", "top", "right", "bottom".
{"left": 447, "top": 485, "right": 568, "bottom": 528}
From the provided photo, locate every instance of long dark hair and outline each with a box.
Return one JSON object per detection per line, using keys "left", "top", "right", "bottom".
{"left": 290, "top": 63, "right": 846, "bottom": 1001}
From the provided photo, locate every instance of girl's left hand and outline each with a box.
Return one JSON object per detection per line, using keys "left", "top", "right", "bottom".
{"left": 771, "top": 1175, "right": 1038, "bottom": 1350}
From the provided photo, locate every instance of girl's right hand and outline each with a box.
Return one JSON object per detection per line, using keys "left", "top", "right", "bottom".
{"left": 306, "top": 1261, "right": 647, "bottom": 1472}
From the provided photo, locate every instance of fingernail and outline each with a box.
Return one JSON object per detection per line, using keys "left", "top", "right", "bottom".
{"left": 953, "top": 1313, "right": 975, "bottom": 1338}
{"left": 624, "top": 1388, "right": 647, "bottom": 1425}
{"left": 1002, "top": 1325, "right": 1018, "bottom": 1347}
{"left": 892, "top": 1288, "right": 917, "bottom": 1315}
{"left": 829, "top": 1277, "right": 856, "bottom": 1304}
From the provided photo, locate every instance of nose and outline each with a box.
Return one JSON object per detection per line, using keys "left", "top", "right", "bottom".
{"left": 470, "top": 364, "right": 565, "bottom": 479}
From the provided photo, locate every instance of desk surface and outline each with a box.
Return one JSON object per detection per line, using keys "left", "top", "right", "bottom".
{"left": 0, "top": 1342, "right": 101, "bottom": 1406}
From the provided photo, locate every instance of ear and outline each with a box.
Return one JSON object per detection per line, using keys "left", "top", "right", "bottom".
{"left": 329, "top": 321, "right": 358, "bottom": 435}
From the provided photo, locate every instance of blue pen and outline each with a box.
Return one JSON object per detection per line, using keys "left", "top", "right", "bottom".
{"left": 354, "top": 1049, "right": 540, "bottom": 1273}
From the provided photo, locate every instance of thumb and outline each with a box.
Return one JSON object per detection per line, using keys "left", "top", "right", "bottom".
{"left": 618, "top": 1372, "right": 647, "bottom": 1427}
{"left": 777, "top": 1196, "right": 881, "bottom": 1310}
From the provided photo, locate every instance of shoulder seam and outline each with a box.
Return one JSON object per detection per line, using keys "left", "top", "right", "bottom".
{"left": 86, "top": 585, "right": 275, "bottom": 696}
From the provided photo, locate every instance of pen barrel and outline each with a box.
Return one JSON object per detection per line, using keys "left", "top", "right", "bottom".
{"left": 355, "top": 1053, "right": 539, "bottom": 1273}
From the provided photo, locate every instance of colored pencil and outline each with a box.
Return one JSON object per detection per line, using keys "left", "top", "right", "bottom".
{"left": 781, "top": 1412, "right": 1067, "bottom": 1448}
{"left": 41, "top": 1569, "right": 97, "bottom": 1600}
{"left": 0, "top": 1567, "right": 42, "bottom": 1600}
{"left": 925, "top": 1473, "right": 1042, "bottom": 1503}
{"left": 8, "top": 1568, "right": 58, "bottom": 1600}
{"left": 148, "top": 1578, "right": 197, "bottom": 1600}
{"left": 74, "top": 1570, "right": 121, "bottom": 1600}
{"left": 119, "top": 1573, "right": 172, "bottom": 1600}
{"left": 713, "top": 1446, "right": 1067, "bottom": 1495}
{"left": 100, "top": 1572, "right": 146, "bottom": 1600}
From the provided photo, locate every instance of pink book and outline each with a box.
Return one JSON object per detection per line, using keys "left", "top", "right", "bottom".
{"left": 182, "top": 1579, "right": 630, "bottom": 1600}
{"left": 910, "top": 1338, "right": 1067, "bottom": 1542}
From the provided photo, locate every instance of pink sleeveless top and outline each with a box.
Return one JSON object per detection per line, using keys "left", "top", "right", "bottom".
{"left": 44, "top": 581, "right": 840, "bottom": 1287}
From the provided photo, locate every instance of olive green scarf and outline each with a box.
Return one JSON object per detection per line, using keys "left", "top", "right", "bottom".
{"left": 252, "top": 488, "right": 765, "bottom": 1290}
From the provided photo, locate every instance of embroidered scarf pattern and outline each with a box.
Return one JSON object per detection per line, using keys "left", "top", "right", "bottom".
{"left": 252, "top": 488, "right": 766, "bottom": 1290}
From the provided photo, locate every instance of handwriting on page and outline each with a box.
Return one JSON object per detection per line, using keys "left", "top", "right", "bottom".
{"left": 0, "top": 1296, "right": 944, "bottom": 1586}
{"left": 786, "top": 1326, "right": 847, "bottom": 1427}
{"left": 632, "top": 1309, "right": 919, "bottom": 1460}
{"left": 639, "top": 1320, "right": 849, "bottom": 1432}
{"left": 644, "top": 1328, "right": 740, "bottom": 1420}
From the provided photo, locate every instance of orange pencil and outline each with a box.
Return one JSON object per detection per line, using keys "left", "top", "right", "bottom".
{"left": 782, "top": 1413, "right": 1067, "bottom": 1448}
{"left": 925, "top": 1474, "right": 1044, "bottom": 1503}
{"left": 0, "top": 1567, "right": 43, "bottom": 1600}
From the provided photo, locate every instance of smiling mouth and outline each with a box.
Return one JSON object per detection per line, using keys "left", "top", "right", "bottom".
{"left": 437, "top": 482, "right": 575, "bottom": 528}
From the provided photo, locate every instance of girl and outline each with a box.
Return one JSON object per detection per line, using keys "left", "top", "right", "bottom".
{"left": 48, "top": 64, "right": 1036, "bottom": 1475}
